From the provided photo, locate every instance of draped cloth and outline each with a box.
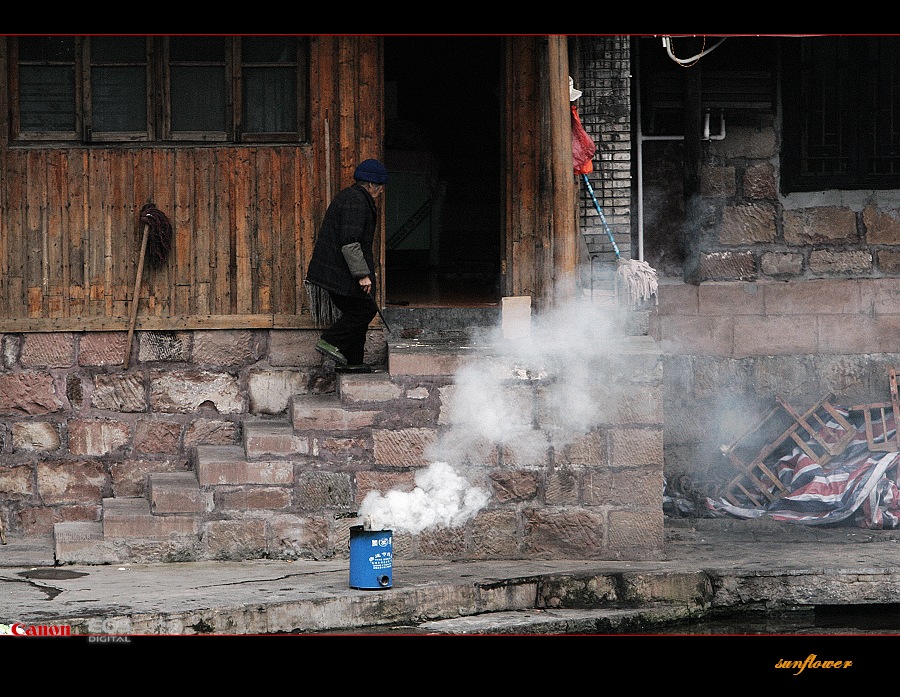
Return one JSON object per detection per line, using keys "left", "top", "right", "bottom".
{"left": 707, "top": 407, "right": 900, "bottom": 529}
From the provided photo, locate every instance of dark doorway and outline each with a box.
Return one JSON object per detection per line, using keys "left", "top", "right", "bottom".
{"left": 383, "top": 36, "right": 503, "bottom": 307}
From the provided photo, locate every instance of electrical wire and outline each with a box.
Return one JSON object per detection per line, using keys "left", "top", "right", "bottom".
{"left": 662, "top": 36, "right": 727, "bottom": 66}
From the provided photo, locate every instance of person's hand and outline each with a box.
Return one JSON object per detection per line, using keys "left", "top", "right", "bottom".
{"left": 359, "top": 276, "right": 372, "bottom": 293}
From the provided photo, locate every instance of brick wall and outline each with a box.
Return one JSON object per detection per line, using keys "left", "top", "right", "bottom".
{"left": 1, "top": 324, "right": 665, "bottom": 564}
{"left": 577, "top": 36, "right": 632, "bottom": 279}
{"left": 651, "top": 278, "right": 900, "bottom": 493}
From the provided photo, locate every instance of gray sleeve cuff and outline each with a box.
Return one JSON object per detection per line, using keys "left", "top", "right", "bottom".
{"left": 341, "top": 242, "right": 371, "bottom": 278}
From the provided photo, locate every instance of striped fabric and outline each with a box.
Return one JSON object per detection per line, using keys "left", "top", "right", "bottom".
{"left": 708, "top": 408, "right": 900, "bottom": 529}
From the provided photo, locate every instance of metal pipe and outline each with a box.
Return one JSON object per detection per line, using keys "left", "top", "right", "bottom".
{"left": 641, "top": 111, "right": 725, "bottom": 141}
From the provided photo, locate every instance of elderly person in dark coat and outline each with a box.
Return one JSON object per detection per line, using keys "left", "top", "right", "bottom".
{"left": 304, "top": 158, "right": 388, "bottom": 373}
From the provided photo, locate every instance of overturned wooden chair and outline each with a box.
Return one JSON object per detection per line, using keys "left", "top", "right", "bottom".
{"left": 718, "top": 394, "right": 857, "bottom": 507}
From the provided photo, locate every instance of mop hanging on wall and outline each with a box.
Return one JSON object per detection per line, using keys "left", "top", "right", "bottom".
{"left": 124, "top": 203, "right": 173, "bottom": 369}
{"left": 139, "top": 202, "right": 174, "bottom": 270}
{"left": 570, "top": 77, "right": 658, "bottom": 308}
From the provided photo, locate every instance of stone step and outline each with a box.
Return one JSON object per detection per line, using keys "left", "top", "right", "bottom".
{"left": 148, "top": 472, "right": 210, "bottom": 514}
{"left": 386, "top": 335, "right": 484, "bottom": 377}
{"left": 336, "top": 371, "right": 402, "bottom": 403}
{"left": 194, "top": 444, "right": 245, "bottom": 483}
{"left": 290, "top": 394, "right": 378, "bottom": 431}
{"left": 381, "top": 305, "right": 500, "bottom": 337}
{"left": 53, "top": 521, "right": 123, "bottom": 565}
{"left": 194, "top": 444, "right": 293, "bottom": 486}
{"left": 243, "top": 421, "right": 299, "bottom": 459}
{"left": 101, "top": 497, "right": 199, "bottom": 539}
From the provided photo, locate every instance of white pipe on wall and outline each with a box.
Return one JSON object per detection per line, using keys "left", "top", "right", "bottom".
{"left": 640, "top": 111, "right": 725, "bottom": 141}
{"left": 635, "top": 67, "right": 726, "bottom": 265}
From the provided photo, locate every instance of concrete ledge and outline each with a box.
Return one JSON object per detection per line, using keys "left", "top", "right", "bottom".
{"left": 7, "top": 534, "right": 900, "bottom": 635}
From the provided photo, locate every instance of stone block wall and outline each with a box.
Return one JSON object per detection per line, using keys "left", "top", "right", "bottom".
{"left": 1, "top": 323, "right": 665, "bottom": 564}
{"left": 0, "top": 329, "right": 367, "bottom": 538}
{"left": 698, "top": 121, "right": 900, "bottom": 282}
{"left": 642, "top": 113, "right": 900, "bottom": 284}
{"left": 650, "top": 277, "right": 900, "bottom": 494}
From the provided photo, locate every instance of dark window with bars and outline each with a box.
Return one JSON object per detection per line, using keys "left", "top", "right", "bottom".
{"left": 16, "top": 36, "right": 77, "bottom": 136}
{"left": 169, "top": 36, "right": 227, "bottom": 135}
{"left": 90, "top": 36, "right": 148, "bottom": 137}
{"left": 782, "top": 36, "right": 900, "bottom": 192}
{"left": 12, "top": 36, "right": 309, "bottom": 144}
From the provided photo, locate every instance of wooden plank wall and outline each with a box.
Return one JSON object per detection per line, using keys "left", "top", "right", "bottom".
{"left": 0, "top": 35, "right": 384, "bottom": 333}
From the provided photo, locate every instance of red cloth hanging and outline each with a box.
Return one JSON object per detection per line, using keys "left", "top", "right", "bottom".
{"left": 571, "top": 104, "right": 596, "bottom": 175}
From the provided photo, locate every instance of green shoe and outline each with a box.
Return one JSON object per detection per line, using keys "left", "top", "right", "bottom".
{"left": 315, "top": 339, "right": 348, "bottom": 365}
{"left": 335, "top": 364, "right": 372, "bottom": 374}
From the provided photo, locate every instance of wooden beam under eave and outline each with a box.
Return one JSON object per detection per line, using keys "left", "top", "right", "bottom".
{"left": 0, "top": 314, "right": 329, "bottom": 332}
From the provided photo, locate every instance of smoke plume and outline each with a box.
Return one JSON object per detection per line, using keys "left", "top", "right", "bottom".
{"left": 358, "top": 461, "right": 490, "bottom": 535}
{"left": 358, "top": 280, "right": 632, "bottom": 535}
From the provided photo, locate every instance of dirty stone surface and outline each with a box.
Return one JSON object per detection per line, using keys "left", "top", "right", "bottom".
{"left": 3, "top": 518, "right": 900, "bottom": 640}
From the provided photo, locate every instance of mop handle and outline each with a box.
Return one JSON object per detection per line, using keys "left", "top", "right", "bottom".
{"left": 581, "top": 173, "right": 620, "bottom": 260}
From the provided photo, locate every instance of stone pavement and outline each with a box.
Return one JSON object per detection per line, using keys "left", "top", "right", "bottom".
{"left": 4, "top": 518, "right": 900, "bottom": 639}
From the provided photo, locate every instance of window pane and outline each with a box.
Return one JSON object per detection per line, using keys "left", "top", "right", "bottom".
{"left": 240, "top": 36, "right": 302, "bottom": 136}
{"left": 93, "top": 66, "right": 146, "bottom": 132}
{"left": 169, "top": 37, "right": 226, "bottom": 133}
{"left": 170, "top": 36, "right": 225, "bottom": 62}
{"left": 89, "top": 37, "right": 147, "bottom": 134}
{"left": 19, "top": 65, "right": 76, "bottom": 130}
{"left": 243, "top": 67, "right": 296, "bottom": 133}
{"left": 242, "top": 36, "right": 294, "bottom": 63}
{"left": 91, "top": 36, "right": 145, "bottom": 63}
{"left": 17, "top": 37, "right": 76, "bottom": 134}
{"left": 19, "top": 36, "right": 75, "bottom": 62}
{"left": 171, "top": 66, "right": 225, "bottom": 131}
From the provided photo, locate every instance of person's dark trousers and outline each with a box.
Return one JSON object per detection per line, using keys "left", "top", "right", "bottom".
{"left": 322, "top": 291, "right": 377, "bottom": 365}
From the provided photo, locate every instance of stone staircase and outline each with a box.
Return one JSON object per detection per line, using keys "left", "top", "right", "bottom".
{"left": 52, "top": 303, "right": 663, "bottom": 566}
{"left": 53, "top": 309, "right": 501, "bottom": 565}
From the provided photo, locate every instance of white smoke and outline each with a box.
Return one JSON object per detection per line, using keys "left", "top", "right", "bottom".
{"left": 358, "top": 461, "right": 490, "bottom": 535}
{"left": 358, "top": 279, "right": 632, "bottom": 535}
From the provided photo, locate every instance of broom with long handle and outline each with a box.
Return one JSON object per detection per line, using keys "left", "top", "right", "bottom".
{"left": 124, "top": 204, "right": 172, "bottom": 369}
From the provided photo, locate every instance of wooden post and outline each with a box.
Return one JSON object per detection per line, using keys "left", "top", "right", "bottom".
{"left": 548, "top": 35, "right": 577, "bottom": 306}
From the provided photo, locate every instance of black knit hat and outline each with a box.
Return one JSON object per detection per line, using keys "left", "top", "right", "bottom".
{"left": 354, "top": 158, "right": 388, "bottom": 184}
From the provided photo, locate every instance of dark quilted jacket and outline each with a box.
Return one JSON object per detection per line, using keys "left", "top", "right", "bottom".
{"left": 305, "top": 183, "right": 377, "bottom": 297}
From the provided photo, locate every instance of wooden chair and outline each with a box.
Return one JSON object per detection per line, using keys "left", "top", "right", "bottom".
{"left": 718, "top": 394, "right": 856, "bottom": 507}
{"left": 849, "top": 367, "right": 900, "bottom": 453}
